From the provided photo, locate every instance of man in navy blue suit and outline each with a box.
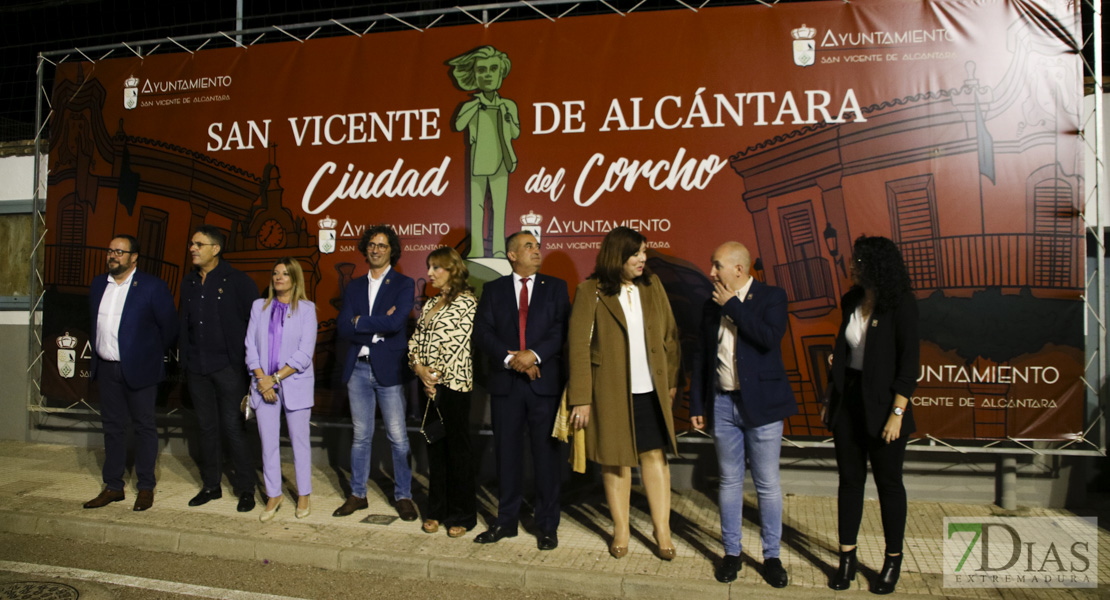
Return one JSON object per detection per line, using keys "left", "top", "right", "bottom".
{"left": 83, "top": 234, "right": 177, "bottom": 512}
{"left": 334, "top": 225, "right": 418, "bottom": 521}
{"left": 473, "top": 232, "right": 569, "bottom": 550}
{"left": 690, "top": 242, "right": 797, "bottom": 586}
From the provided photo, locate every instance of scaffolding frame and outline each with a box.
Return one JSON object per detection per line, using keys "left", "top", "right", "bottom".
{"left": 25, "top": 0, "right": 1107, "bottom": 458}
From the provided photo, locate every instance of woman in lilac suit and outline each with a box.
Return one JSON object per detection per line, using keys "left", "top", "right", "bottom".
{"left": 246, "top": 257, "right": 317, "bottom": 522}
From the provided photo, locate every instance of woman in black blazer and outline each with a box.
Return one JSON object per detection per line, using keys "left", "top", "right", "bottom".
{"left": 825, "top": 236, "right": 919, "bottom": 595}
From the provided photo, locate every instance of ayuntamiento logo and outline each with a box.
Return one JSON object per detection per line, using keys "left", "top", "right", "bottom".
{"left": 943, "top": 517, "right": 1097, "bottom": 588}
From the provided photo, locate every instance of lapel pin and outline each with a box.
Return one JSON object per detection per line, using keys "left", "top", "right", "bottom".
{"left": 131, "top": 281, "right": 138, "bottom": 288}
{"left": 386, "top": 279, "right": 391, "bottom": 284}
{"left": 218, "top": 288, "right": 224, "bottom": 294}
{"left": 872, "top": 319, "right": 879, "bottom": 327}
{"left": 746, "top": 293, "right": 753, "bottom": 301}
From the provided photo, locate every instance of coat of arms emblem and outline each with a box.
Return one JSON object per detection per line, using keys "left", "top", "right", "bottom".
{"left": 520, "top": 210, "right": 542, "bottom": 243}
{"left": 124, "top": 76, "right": 139, "bottom": 110}
{"left": 792, "top": 24, "right": 816, "bottom": 68}
{"left": 318, "top": 216, "right": 337, "bottom": 254}
{"left": 57, "top": 332, "right": 77, "bottom": 378}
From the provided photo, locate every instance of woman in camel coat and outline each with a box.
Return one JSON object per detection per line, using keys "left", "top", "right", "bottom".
{"left": 567, "top": 226, "right": 680, "bottom": 560}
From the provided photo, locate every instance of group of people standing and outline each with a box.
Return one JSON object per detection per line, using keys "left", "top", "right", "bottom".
{"left": 81, "top": 223, "right": 919, "bottom": 594}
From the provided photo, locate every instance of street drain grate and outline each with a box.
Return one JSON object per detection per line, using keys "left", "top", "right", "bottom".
{"left": 0, "top": 582, "right": 80, "bottom": 600}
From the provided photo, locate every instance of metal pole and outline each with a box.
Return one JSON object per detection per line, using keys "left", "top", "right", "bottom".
{"left": 1093, "top": 0, "right": 1106, "bottom": 461}
{"left": 998, "top": 457, "right": 1017, "bottom": 509}
{"left": 28, "top": 54, "right": 46, "bottom": 431}
{"left": 236, "top": 0, "right": 243, "bottom": 46}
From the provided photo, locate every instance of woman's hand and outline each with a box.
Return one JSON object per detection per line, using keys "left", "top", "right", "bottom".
{"left": 414, "top": 364, "right": 440, "bottom": 390}
{"left": 691, "top": 416, "right": 705, "bottom": 430}
{"left": 882, "top": 394, "right": 909, "bottom": 443}
{"left": 881, "top": 413, "right": 902, "bottom": 443}
{"left": 262, "top": 388, "right": 278, "bottom": 404}
{"left": 256, "top": 377, "right": 273, "bottom": 395}
{"left": 570, "top": 405, "right": 591, "bottom": 430}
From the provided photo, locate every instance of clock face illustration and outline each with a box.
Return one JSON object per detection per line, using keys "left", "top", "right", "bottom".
{"left": 257, "top": 218, "right": 286, "bottom": 249}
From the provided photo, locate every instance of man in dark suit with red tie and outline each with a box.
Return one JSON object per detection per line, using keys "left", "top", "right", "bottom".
{"left": 83, "top": 235, "right": 177, "bottom": 512}
{"left": 473, "top": 232, "right": 569, "bottom": 550}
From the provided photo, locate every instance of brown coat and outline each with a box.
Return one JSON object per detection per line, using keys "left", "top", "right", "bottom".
{"left": 567, "top": 275, "right": 680, "bottom": 466}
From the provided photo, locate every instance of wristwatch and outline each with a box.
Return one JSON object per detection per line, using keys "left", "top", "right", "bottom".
{"left": 891, "top": 406, "right": 905, "bottom": 416}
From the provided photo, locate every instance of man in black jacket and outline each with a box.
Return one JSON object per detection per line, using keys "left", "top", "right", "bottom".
{"left": 179, "top": 225, "right": 260, "bottom": 512}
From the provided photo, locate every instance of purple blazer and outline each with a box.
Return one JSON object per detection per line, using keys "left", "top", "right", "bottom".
{"left": 245, "top": 298, "right": 317, "bottom": 410}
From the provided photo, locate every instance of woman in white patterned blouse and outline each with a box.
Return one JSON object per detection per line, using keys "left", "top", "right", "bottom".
{"left": 408, "top": 246, "right": 478, "bottom": 539}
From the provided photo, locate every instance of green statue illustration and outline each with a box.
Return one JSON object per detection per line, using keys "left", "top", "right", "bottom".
{"left": 449, "top": 46, "right": 520, "bottom": 259}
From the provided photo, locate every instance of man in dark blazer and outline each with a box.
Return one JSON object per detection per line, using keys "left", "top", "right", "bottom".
{"left": 473, "top": 232, "right": 569, "bottom": 550}
{"left": 179, "top": 225, "right": 260, "bottom": 512}
{"left": 83, "top": 235, "right": 177, "bottom": 512}
{"left": 333, "top": 225, "right": 417, "bottom": 521}
{"left": 691, "top": 241, "right": 797, "bottom": 586}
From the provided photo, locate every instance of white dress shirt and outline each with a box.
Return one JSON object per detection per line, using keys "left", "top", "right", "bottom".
{"left": 358, "top": 265, "right": 391, "bottom": 357}
{"left": 96, "top": 268, "right": 136, "bottom": 361}
{"left": 716, "top": 276, "right": 754, "bottom": 392}
{"left": 504, "top": 271, "right": 540, "bottom": 367}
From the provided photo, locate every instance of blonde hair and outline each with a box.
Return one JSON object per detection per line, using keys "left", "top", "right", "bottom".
{"left": 263, "top": 257, "right": 308, "bottom": 312}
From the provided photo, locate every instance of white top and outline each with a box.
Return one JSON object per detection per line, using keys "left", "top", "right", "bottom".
{"left": 96, "top": 269, "right": 136, "bottom": 361}
{"left": 717, "top": 276, "right": 754, "bottom": 391}
{"left": 846, "top": 305, "right": 870, "bottom": 371}
{"left": 620, "top": 283, "right": 653, "bottom": 394}
{"left": 358, "top": 265, "right": 392, "bottom": 357}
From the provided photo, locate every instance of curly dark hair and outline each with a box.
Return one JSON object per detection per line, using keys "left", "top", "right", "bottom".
{"left": 591, "top": 226, "right": 652, "bottom": 296}
{"left": 358, "top": 224, "right": 401, "bottom": 266}
{"left": 850, "top": 235, "right": 912, "bottom": 313}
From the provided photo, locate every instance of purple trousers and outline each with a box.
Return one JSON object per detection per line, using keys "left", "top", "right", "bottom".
{"left": 255, "top": 394, "right": 313, "bottom": 498}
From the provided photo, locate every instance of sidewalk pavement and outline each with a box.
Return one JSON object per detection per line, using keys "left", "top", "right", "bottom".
{"left": 0, "top": 440, "right": 1105, "bottom": 599}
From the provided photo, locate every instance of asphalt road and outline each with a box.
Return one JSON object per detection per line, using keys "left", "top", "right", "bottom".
{"left": 0, "top": 532, "right": 595, "bottom": 600}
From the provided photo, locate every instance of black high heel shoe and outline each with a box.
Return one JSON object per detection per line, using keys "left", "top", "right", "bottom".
{"left": 872, "top": 554, "right": 902, "bottom": 595}
{"left": 829, "top": 548, "right": 857, "bottom": 590}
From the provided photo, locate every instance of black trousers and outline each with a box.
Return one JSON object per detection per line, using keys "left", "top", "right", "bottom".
{"left": 490, "top": 376, "right": 562, "bottom": 534}
{"left": 426, "top": 385, "right": 477, "bottom": 529}
{"left": 188, "top": 364, "right": 257, "bottom": 494}
{"left": 832, "top": 369, "right": 908, "bottom": 555}
{"left": 97, "top": 361, "right": 158, "bottom": 491}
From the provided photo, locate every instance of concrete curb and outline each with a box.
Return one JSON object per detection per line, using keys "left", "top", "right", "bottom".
{"left": 0, "top": 510, "right": 730, "bottom": 598}
{"left": 0, "top": 507, "right": 1092, "bottom": 598}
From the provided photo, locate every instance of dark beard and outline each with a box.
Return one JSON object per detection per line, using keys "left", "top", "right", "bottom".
{"left": 108, "top": 261, "right": 128, "bottom": 276}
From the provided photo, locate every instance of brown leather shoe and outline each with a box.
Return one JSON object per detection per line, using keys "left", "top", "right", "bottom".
{"left": 332, "top": 494, "right": 368, "bottom": 517}
{"left": 395, "top": 498, "right": 418, "bottom": 521}
{"left": 83, "top": 488, "right": 125, "bottom": 509}
{"left": 133, "top": 489, "right": 154, "bottom": 511}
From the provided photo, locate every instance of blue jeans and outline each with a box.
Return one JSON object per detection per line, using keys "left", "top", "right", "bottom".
{"left": 712, "top": 391, "right": 784, "bottom": 558}
{"left": 348, "top": 360, "right": 412, "bottom": 500}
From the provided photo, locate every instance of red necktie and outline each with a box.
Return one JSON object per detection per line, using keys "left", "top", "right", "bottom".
{"left": 519, "top": 277, "right": 530, "bottom": 351}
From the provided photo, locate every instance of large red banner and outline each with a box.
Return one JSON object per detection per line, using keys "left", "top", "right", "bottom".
{"left": 42, "top": 0, "right": 1086, "bottom": 440}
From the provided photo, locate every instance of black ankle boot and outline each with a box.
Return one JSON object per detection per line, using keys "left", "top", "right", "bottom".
{"left": 829, "top": 548, "right": 858, "bottom": 590}
{"left": 872, "top": 554, "right": 902, "bottom": 595}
